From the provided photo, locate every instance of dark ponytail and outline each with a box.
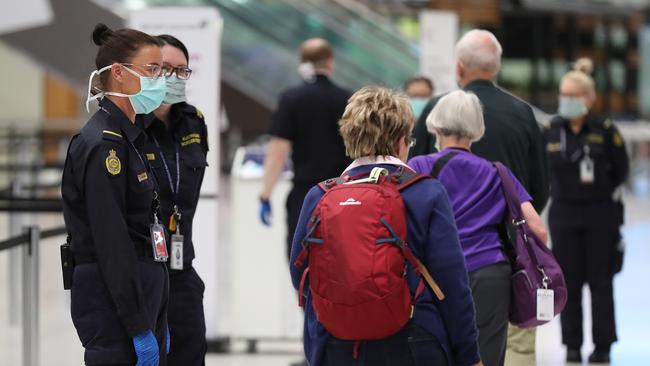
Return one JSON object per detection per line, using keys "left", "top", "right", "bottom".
{"left": 91, "top": 23, "right": 159, "bottom": 88}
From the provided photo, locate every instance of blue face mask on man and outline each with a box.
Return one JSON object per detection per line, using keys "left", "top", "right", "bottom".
{"left": 86, "top": 65, "right": 167, "bottom": 114}
{"left": 409, "top": 98, "right": 429, "bottom": 119}
{"left": 558, "top": 96, "right": 588, "bottom": 120}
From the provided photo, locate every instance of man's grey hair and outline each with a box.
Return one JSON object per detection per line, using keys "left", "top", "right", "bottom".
{"left": 426, "top": 90, "right": 485, "bottom": 142}
{"left": 455, "top": 29, "right": 503, "bottom": 74}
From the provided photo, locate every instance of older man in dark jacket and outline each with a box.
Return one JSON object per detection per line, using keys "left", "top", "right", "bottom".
{"left": 411, "top": 30, "right": 548, "bottom": 213}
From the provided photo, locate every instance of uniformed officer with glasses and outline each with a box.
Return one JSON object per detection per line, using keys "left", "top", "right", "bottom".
{"left": 62, "top": 24, "right": 170, "bottom": 366}
{"left": 141, "top": 34, "right": 209, "bottom": 366}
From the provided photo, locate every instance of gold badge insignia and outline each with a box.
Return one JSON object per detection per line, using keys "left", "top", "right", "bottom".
{"left": 146, "top": 153, "right": 156, "bottom": 161}
{"left": 137, "top": 172, "right": 148, "bottom": 182}
{"left": 105, "top": 149, "right": 121, "bottom": 175}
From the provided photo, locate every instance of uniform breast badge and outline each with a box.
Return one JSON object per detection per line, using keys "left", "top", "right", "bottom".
{"left": 105, "top": 149, "right": 122, "bottom": 175}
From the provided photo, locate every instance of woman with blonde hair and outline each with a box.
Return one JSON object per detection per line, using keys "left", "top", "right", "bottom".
{"left": 289, "top": 86, "right": 483, "bottom": 366}
{"left": 544, "top": 58, "right": 629, "bottom": 363}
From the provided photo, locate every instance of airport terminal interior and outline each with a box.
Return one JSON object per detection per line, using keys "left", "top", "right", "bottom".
{"left": 1, "top": 0, "right": 650, "bottom": 365}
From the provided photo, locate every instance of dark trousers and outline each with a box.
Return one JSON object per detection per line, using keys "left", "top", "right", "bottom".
{"left": 71, "top": 261, "right": 168, "bottom": 366}
{"left": 322, "top": 324, "right": 448, "bottom": 366}
{"left": 550, "top": 202, "right": 618, "bottom": 350}
{"left": 167, "top": 267, "right": 207, "bottom": 366}
{"left": 469, "top": 262, "right": 511, "bottom": 366}
{"left": 286, "top": 183, "right": 313, "bottom": 260}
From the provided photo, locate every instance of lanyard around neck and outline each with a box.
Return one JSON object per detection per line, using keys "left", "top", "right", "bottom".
{"left": 151, "top": 135, "right": 180, "bottom": 199}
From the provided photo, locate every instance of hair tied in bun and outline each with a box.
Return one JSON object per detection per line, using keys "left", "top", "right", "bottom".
{"left": 573, "top": 58, "right": 594, "bottom": 76}
{"left": 92, "top": 23, "right": 113, "bottom": 46}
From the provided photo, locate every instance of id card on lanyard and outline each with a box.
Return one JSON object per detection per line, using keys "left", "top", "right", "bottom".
{"left": 129, "top": 139, "right": 169, "bottom": 262}
{"left": 152, "top": 136, "right": 184, "bottom": 270}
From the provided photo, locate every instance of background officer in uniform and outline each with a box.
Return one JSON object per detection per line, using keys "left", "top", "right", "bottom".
{"left": 62, "top": 23, "right": 169, "bottom": 366}
{"left": 403, "top": 75, "right": 434, "bottom": 120}
{"left": 142, "top": 34, "right": 209, "bottom": 366}
{"left": 258, "top": 38, "right": 351, "bottom": 259}
{"left": 545, "top": 58, "right": 629, "bottom": 364}
{"left": 410, "top": 29, "right": 549, "bottom": 365}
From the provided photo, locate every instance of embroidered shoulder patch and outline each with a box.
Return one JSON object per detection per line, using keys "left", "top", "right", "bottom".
{"left": 105, "top": 149, "right": 121, "bottom": 175}
{"left": 547, "top": 142, "right": 561, "bottom": 152}
{"left": 613, "top": 132, "right": 623, "bottom": 147}
{"left": 181, "top": 133, "right": 201, "bottom": 147}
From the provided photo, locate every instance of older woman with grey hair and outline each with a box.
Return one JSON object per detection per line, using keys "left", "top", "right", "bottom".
{"left": 408, "top": 90, "right": 548, "bottom": 366}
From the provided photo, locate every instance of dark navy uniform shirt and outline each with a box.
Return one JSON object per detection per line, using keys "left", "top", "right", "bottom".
{"left": 142, "top": 103, "right": 208, "bottom": 270}
{"left": 62, "top": 98, "right": 159, "bottom": 337}
{"left": 544, "top": 115, "right": 629, "bottom": 203}
{"left": 269, "top": 74, "right": 352, "bottom": 186}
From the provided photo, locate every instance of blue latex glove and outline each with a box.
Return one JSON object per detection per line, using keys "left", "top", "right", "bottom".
{"left": 259, "top": 198, "right": 272, "bottom": 226}
{"left": 132, "top": 330, "right": 159, "bottom": 366}
{"left": 166, "top": 326, "right": 170, "bottom": 354}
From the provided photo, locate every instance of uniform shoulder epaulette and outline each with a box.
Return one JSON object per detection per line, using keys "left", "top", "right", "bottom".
{"left": 180, "top": 103, "right": 204, "bottom": 121}
{"left": 101, "top": 129, "right": 124, "bottom": 143}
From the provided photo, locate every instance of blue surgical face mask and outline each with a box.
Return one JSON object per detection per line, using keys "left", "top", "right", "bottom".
{"left": 85, "top": 65, "right": 166, "bottom": 114}
{"left": 558, "top": 96, "right": 588, "bottom": 120}
{"left": 409, "top": 98, "right": 429, "bottom": 119}
{"left": 163, "top": 75, "right": 187, "bottom": 105}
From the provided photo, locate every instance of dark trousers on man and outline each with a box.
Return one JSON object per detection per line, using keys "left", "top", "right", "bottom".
{"left": 286, "top": 183, "right": 314, "bottom": 260}
{"left": 549, "top": 202, "right": 618, "bottom": 351}
{"left": 167, "top": 267, "right": 207, "bottom": 366}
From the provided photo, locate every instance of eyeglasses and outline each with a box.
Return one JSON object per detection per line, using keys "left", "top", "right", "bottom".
{"left": 406, "top": 136, "right": 416, "bottom": 148}
{"left": 121, "top": 63, "right": 164, "bottom": 79}
{"left": 161, "top": 65, "right": 193, "bottom": 80}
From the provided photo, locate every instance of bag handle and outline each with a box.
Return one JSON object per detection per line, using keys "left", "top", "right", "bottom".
{"left": 493, "top": 162, "right": 524, "bottom": 222}
{"left": 493, "top": 162, "right": 544, "bottom": 270}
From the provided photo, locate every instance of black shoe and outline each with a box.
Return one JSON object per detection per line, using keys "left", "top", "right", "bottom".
{"left": 588, "top": 350, "right": 611, "bottom": 363}
{"left": 566, "top": 348, "right": 582, "bottom": 362}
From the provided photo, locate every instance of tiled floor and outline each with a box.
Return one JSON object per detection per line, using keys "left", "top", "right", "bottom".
{"left": 1, "top": 195, "right": 649, "bottom": 366}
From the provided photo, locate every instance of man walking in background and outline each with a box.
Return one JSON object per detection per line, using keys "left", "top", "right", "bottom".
{"left": 258, "top": 38, "right": 352, "bottom": 260}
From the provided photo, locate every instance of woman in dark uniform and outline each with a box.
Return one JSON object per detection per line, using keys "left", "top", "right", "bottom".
{"left": 545, "top": 58, "right": 629, "bottom": 364}
{"left": 62, "top": 23, "right": 169, "bottom": 366}
{"left": 142, "top": 35, "right": 208, "bottom": 366}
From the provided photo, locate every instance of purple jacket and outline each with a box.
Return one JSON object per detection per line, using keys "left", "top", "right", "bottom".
{"left": 409, "top": 148, "right": 532, "bottom": 273}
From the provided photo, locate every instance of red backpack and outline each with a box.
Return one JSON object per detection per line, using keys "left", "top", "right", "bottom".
{"left": 294, "top": 167, "right": 446, "bottom": 346}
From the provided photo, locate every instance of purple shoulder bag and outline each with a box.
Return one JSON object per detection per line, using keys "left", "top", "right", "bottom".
{"left": 494, "top": 162, "right": 567, "bottom": 328}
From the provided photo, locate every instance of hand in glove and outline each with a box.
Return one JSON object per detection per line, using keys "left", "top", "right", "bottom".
{"left": 133, "top": 330, "right": 159, "bottom": 366}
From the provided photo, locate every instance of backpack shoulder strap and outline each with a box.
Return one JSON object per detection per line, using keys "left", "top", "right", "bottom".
{"left": 394, "top": 166, "right": 430, "bottom": 191}
{"left": 430, "top": 150, "right": 460, "bottom": 179}
{"left": 318, "top": 177, "right": 347, "bottom": 192}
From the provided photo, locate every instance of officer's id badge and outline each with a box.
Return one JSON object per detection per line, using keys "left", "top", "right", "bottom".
{"left": 170, "top": 234, "right": 184, "bottom": 270}
{"left": 580, "top": 156, "right": 595, "bottom": 184}
{"left": 150, "top": 223, "right": 169, "bottom": 262}
{"left": 105, "top": 149, "right": 121, "bottom": 175}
